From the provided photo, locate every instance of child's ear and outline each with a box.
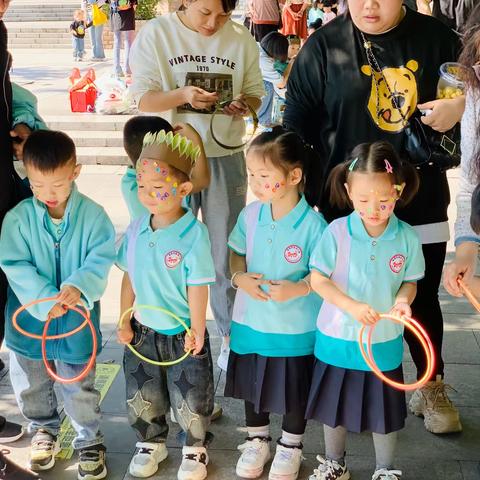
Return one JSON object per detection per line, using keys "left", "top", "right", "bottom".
{"left": 72, "top": 164, "right": 82, "bottom": 180}
{"left": 289, "top": 167, "right": 303, "bottom": 186}
{"left": 178, "top": 181, "right": 193, "bottom": 197}
{"left": 395, "top": 182, "right": 406, "bottom": 198}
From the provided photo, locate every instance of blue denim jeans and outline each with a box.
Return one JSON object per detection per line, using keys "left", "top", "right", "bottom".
{"left": 258, "top": 80, "right": 274, "bottom": 126}
{"left": 72, "top": 36, "right": 85, "bottom": 58}
{"left": 113, "top": 30, "right": 135, "bottom": 75}
{"left": 9, "top": 352, "right": 103, "bottom": 450}
{"left": 124, "top": 319, "right": 214, "bottom": 446}
{"left": 89, "top": 25, "right": 105, "bottom": 59}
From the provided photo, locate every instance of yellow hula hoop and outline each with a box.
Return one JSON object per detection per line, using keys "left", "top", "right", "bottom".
{"left": 120, "top": 305, "right": 193, "bottom": 366}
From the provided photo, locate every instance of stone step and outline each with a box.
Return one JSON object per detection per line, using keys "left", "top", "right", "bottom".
{"left": 44, "top": 114, "right": 132, "bottom": 132}
{"left": 65, "top": 130, "right": 124, "bottom": 147}
{"left": 77, "top": 146, "right": 128, "bottom": 165}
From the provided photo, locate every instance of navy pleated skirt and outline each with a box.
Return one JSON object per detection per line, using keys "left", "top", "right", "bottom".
{"left": 305, "top": 359, "right": 407, "bottom": 434}
{"left": 225, "top": 351, "right": 315, "bottom": 415}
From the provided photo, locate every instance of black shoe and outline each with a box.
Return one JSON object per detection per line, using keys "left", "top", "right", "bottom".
{"left": 78, "top": 444, "right": 107, "bottom": 480}
{"left": 0, "top": 450, "right": 41, "bottom": 479}
{"left": 0, "top": 419, "right": 24, "bottom": 443}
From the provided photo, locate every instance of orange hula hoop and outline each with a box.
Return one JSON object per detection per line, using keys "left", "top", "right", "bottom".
{"left": 458, "top": 278, "right": 480, "bottom": 313}
{"left": 358, "top": 314, "right": 435, "bottom": 391}
{"left": 13, "top": 296, "right": 97, "bottom": 384}
{"left": 13, "top": 296, "right": 89, "bottom": 340}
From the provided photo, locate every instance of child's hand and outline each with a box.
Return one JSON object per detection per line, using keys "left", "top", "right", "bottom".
{"left": 184, "top": 329, "right": 205, "bottom": 355}
{"left": 389, "top": 302, "right": 412, "bottom": 319}
{"left": 57, "top": 285, "right": 82, "bottom": 308}
{"left": 48, "top": 303, "right": 67, "bottom": 320}
{"left": 117, "top": 325, "right": 134, "bottom": 345}
{"left": 235, "top": 273, "right": 270, "bottom": 301}
{"left": 268, "top": 280, "right": 307, "bottom": 302}
{"left": 349, "top": 301, "right": 379, "bottom": 326}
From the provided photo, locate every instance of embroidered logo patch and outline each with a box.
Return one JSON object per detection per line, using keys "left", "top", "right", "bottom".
{"left": 165, "top": 250, "right": 182, "bottom": 269}
{"left": 284, "top": 245, "right": 302, "bottom": 263}
{"left": 389, "top": 254, "right": 405, "bottom": 273}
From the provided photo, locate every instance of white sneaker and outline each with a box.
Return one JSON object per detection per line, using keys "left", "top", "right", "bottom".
{"left": 129, "top": 442, "right": 168, "bottom": 478}
{"left": 269, "top": 443, "right": 303, "bottom": 480}
{"left": 170, "top": 403, "right": 223, "bottom": 423}
{"left": 309, "top": 456, "right": 350, "bottom": 480}
{"left": 372, "top": 468, "right": 402, "bottom": 480}
{"left": 236, "top": 437, "right": 271, "bottom": 479}
{"left": 177, "top": 446, "right": 208, "bottom": 480}
{"left": 217, "top": 339, "right": 230, "bottom": 372}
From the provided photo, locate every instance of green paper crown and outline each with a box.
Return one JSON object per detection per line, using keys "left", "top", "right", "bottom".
{"left": 143, "top": 130, "right": 201, "bottom": 166}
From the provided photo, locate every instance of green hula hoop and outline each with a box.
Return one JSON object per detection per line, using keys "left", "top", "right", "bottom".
{"left": 120, "top": 305, "right": 193, "bottom": 366}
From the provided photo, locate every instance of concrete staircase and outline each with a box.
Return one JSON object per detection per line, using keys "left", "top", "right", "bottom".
{"left": 44, "top": 115, "right": 130, "bottom": 165}
{"left": 4, "top": 3, "right": 78, "bottom": 22}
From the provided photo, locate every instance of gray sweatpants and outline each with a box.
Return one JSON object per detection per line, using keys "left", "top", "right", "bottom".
{"left": 190, "top": 152, "right": 247, "bottom": 338}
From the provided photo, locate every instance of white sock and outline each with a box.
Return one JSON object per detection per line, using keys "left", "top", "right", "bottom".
{"left": 247, "top": 425, "right": 270, "bottom": 439}
{"left": 281, "top": 430, "right": 303, "bottom": 447}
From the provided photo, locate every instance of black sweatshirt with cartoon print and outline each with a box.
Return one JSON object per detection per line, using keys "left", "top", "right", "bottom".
{"left": 284, "top": 7, "right": 459, "bottom": 226}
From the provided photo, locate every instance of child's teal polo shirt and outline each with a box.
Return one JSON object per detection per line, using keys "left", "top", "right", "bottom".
{"left": 310, "top": 212, "right": 425, "bottom": 371}
{"left": 228, "top": 196, "right": 327, "bottom": 357}
{"left": 117, "top": 209, "right": 215, "bottom": 334}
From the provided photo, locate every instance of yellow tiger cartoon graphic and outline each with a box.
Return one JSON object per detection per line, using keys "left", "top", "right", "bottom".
{"left": 361, "top": 60, "right": 418, "bottom": 133}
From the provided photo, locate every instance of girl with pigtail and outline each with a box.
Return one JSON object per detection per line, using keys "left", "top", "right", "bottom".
{"left": 306, "top": 141, "right": 425, "bottom": 480}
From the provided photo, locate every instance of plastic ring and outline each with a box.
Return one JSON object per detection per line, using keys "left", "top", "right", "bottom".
{"left": 119, "top": 305, "right": 193, "bottom": 367}
{"left": 210, "top": 99, "right": 259, "bottom": 150}
{"left": 13, "top": 296, "right": 90, "bottom": 340}
{"left": 41, "top": 307, "right": 97, "bottom": 384}
{"left": 358, "top": 314, "right": 435, "bottom": 391}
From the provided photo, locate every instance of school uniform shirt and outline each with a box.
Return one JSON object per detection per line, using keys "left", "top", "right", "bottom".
{"left": 284, "top": 7, "right": 459, "bottom": 237}
{"left": 117, "top": 209, "right": 215, "bottom": 334}
{"left": 0, "top": 184, "right": 116, "bottom": 363}
{"left": 259, "top": 47, "right": 286, "bottom": 98}
{"left": 129, "top": 13, "right": 265, "bottom": 158}
{"left": 228, "top": 196, "right": 327, "bottom": 357}
{"left": 309, "top": 211, "right": 425, "bottom": 371}
{"left": 121, "top": 167, "right": 191, "bottom": 222}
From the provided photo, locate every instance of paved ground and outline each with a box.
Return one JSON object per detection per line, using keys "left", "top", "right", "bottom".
{"left": 1, "top": 42, "right": 479, "bottom": 480}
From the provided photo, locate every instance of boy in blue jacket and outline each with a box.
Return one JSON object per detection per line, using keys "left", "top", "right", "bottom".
{"left": 0, "top": 130, "right": 116, "bottom": 480}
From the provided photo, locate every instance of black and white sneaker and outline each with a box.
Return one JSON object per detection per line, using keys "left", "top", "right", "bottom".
{"left": 77, "top": 444, "right": 107, "bottom": 480}
{"left": 0, "top": 450, "right": 41, "bottom": 479}
{"left": 0, "top": 418, "right": 24, "bottom": 443}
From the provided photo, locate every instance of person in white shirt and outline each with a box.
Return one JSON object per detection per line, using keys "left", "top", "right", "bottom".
{"left": 129, "top": 0, "right": 265, "bottom": 374}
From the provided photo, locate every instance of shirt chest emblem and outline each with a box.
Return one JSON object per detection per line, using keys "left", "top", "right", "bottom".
{"left": 389, "top": 254, "right": 405, "bottom": 273}
{"left": 165, "top": 250, "right": 183, "bottom": 269}
{"left": 284, "top": 244, "right": 303, "bottom": 264}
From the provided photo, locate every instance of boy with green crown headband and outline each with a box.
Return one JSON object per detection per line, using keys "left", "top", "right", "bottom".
{"left": 117, "top": 130, "right": 216, "bottom": 480}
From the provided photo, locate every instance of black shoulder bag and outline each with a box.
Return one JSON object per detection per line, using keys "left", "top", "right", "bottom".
{"left": 361, "top": 32, "right": 461, "bottom": 172}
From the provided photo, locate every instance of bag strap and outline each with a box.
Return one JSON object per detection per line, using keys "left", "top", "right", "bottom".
{"left": 360, "top": 31, "right": 409, "bottom": 129}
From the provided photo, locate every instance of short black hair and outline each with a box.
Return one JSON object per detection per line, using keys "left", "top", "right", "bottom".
{"left": 123, "top": 116, "right": 173, "bottom": 166}
{"left": 308, "top": 18, "right": 323, "bottom": 30}
{"left": 260, "top": 31, "right": 289, "bottom": 62}
{"left": 323, "top": 0, "right": 333, "bottom": 6}
{"left": 24, "top": 130, "right": 76, "bottom": 173}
